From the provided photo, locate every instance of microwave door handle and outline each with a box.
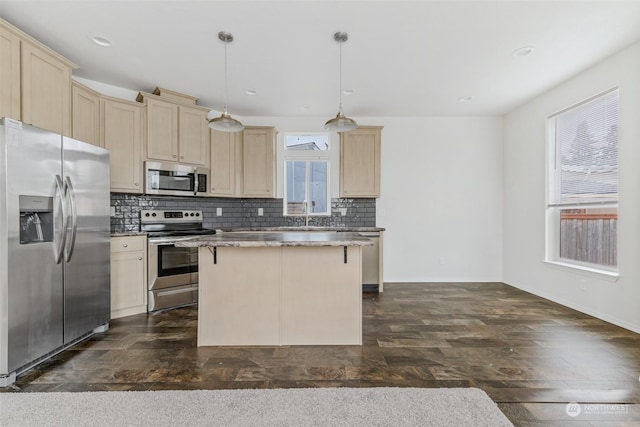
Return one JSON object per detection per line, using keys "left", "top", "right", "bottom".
{"left": 54, "top": 175, "right": 68, "bottom": 264}
{"left": 64, "top": 176, "right": 78, "bottom": 262}
{"left": 193, "top": 168, "right": 199, "bottom": 196}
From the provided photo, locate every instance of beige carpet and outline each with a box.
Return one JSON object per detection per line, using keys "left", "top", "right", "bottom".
{"left": 0, "top": 387, "right": 513, "bottom": 426}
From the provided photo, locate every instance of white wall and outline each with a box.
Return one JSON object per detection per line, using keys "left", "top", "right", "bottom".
{"left": 375, "top": 117, "right": 503, "bottom": 282}
{"left": 503, "top": 41, "right": 640, "bottom": 333}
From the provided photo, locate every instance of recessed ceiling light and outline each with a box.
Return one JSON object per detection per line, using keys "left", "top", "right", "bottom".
{"left": 458, "top": 96, "right": 473, "bottom": 103}
{"left": 245, "top": 89, "right": 257, "bottom": 96}
{"left": 90, "top": 36, "right": 112, "bottom": 47}
{"left": 511, "top": 46, "right": 535, "bottom": 57}
{"left": 343, "top": 89, "right": 355, "bottom": 95}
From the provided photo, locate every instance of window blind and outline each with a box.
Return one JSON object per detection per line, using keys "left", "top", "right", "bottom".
{"left": 550, "top": 89, "right": 618, "bottom": 206}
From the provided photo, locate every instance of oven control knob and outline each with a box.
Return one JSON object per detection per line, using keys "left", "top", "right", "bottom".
{"left": 184, "top": 212, "right": 188, "bottom": 216}
{"left": 195, "top": 213, "right": 200, "bottom": 217}
{"left": 152, "top": 212, "right": 157, "bottom": 217}
{"left": 145, "top": 213, "right": 150, "bottom": 217}
{"left": 191, "top": 213, "right": 195, "bottom": 216}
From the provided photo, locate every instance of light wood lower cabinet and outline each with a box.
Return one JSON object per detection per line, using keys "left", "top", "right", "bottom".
{"left": 110, "top": 236, "right": 147, "bottom": 319}
{"left": 198, "top": 245, "right": 362, "bottom": 346}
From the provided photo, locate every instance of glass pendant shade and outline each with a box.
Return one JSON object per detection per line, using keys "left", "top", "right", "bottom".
{"left": 324, "top": 109, "right": 358, "bottom": 132}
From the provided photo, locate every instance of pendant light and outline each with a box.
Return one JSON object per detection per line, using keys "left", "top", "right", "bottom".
{"left": 208, "top": 31, "right": 244, "bottom": 132}
{"left": 324, "top": 31, "right": 358, "bottom": 132}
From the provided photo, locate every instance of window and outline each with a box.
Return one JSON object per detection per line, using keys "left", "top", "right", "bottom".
{"left": 284, "top": 134, "right": 330, "bottom": 216}
{"left": 546, "top": 89, "right": 618, "bottom": 271}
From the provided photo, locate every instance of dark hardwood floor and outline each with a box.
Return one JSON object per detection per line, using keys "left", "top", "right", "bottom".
{"left": 4, "top": 283, "right": 640, "bottom": 426}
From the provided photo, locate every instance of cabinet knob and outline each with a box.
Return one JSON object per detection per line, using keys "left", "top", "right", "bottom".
{"left": 122, "top": 243, "right": 128, "bottom": 247}
{"left": 138, "top": 256, "right": 143, "bottom": 260}
{"left": 172, "top": 155, "right": 177, "bottom": 158}
{"left": 134, "top": 182, "right": 139, "bottom": 186}
{"left": 180, "top": 156, "right": 184, "bottom": 159}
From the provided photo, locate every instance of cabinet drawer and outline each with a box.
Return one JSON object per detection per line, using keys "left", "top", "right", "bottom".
{"left": 111, "top": 235, "right": 146, "bottom": 253}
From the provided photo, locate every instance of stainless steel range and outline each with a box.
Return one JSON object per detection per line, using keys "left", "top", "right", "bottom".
{"left": 142, "top": 209, "right": 216, "bottom": 312}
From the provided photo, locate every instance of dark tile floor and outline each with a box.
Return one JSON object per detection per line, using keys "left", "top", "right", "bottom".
{"left": 4, "top": 283, "right": 640, "bottom": 426}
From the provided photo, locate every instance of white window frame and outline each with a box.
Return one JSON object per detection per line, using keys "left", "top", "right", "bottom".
{"left": 283, "top": 133, "right": 331, "bottom": 217}
{"left": 545, "top": 88, "right": 619, "bottom": 276}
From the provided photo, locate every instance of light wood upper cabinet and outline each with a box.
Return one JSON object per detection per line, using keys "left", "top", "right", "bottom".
{"left": 111, "top": 235, "right": 147, "bottom": 319}
{"left": 241, "top": 126, "right": 277, "bottom": 198}
{"left": 1, "top": 18, "right": 76, "bottom": 136}
{"left": 137, "top": 91, "right": 210, "bottom": 167}
{"left": 145, "top": 97, "right": 178, "bottom": 161}
{"left": 21, "top": 39, "right": 75, "bottom": 136}
{"left": 210, "top": 129, "right": 239, "bottom": 197}
{"left": 101, "top": 96, "right": 144, "bottom": 193}
{"left": 178, "top": 106, "right": 209, "bottom": 164}
{"left": 340, "top": 126, "right": 382, "bottom": 198}
{"left": 71, "top": 81, "right": 101, "bottom": 146}
{"left": 0, "top": 24, "right": 21, "bottom": 120}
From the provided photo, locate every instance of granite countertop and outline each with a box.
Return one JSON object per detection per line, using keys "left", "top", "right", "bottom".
{"left": 111, "top": 231, "right": 147, "bottom": 237}
{"left": 174, "top": 231, "right": 375, "bottom": 248}
{"left": 219, "top": 226, "right": 385, "bottom": 232}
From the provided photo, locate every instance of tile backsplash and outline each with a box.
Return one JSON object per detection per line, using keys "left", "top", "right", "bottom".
{"left": 110, "top": 193, "right": 376, "bottom": 233}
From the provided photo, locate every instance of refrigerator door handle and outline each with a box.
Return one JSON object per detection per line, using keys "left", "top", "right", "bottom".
{"left": 54, "top": 175, "right": 68, "bottom": 264}
{"left": 64, "top": 176, "right": 78, "bottom": 262}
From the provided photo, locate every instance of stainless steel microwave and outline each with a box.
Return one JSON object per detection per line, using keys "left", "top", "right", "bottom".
{"left": 144, "top": 161, "right": 209, "bottom": 196}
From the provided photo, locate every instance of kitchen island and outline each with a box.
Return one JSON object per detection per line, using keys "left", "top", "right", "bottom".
{"left": 176, "top": 232, "right": 373, "bottom": 346}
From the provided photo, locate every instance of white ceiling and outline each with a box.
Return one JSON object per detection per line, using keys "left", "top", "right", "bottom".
{"left": 2, "top": 1, "right": 640, "bottom": 118}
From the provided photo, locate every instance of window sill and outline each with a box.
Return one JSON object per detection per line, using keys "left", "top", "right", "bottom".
{"left": 543, "top": 260, "right": 619, "bottom": 282}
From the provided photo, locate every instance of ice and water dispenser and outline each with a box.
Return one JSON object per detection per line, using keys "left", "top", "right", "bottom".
{"left": 19, "top": 195, "right": 54, "bottom": 244}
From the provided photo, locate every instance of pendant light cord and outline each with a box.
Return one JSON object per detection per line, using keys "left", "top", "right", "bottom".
{"left": 224, "top": 39, "right": 229, "bottom": 113}
{"left": 339, "top": 39, "right": 343, "bottom": 113}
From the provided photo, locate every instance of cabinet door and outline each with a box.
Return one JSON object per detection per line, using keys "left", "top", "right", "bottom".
{"left": 102, "top": 98, "right": 143, "bottom": 193}
{"left": 21, "top": 41, "right": 72, "bottom": 136}
{"left": 178, "top": 106, "right": 209, "bottom": 166}
{"left": 110, "top": 236, "right": 147, "bottom": 319}
{"left": 146, "top": 97, "right": 178, "bottom": 161}
{"left": 72, "top": 81, "right": 101, "bottom": 146}
{"left": 210, "top": 129, "right": 238, "bottom": 196}
{"left": 340, "top": 126, "right": 382, "bottom": 197}
{"left": 242, "top": 127, "right": 276, "bottom": 198}
{"left": 0, "top": 25, "right": 21, "bottom": 120}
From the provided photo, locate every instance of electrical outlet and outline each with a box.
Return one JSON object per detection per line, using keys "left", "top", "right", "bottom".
{"left": 258, "top": 208, "right": 263, "bottom": 216}
{"left": 339, "top": 208, "right": 347, "bottom": 216}
{"left": 216, "top": 207, "right": 222, "bottom": 216}
{"left": 110, "top": 206, "right": 116, "bottom": 217}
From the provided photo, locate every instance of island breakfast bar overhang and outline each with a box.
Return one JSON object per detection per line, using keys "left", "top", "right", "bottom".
{"left": 176, "top": 232, "right": 374, "bottom": 346}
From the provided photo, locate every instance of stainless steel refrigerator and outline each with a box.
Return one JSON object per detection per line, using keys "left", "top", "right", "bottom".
{"left": 0, "top": 118, "right": 111, "bottom": 387}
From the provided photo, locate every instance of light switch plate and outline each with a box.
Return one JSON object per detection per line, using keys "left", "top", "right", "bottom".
{"left": 110, "top": 206, "right": 116, "bottom": 217}
{"left": 216, "top": 207, "right": 222, "bottom": 216}
{"left": 258, "top": 208, "right": 264, "bottom": 216}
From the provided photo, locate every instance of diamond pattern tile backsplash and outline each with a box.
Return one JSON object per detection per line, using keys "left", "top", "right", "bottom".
{"left": 110, "top": 194, "right": 376, "bottom": 233}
